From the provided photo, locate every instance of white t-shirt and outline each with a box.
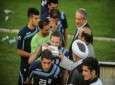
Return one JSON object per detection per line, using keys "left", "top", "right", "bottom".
{"left": 60, "top": 56, "right": 82, "bottom": 71}
{"left": 90, "top": 78, "right": 103, "bottom": 85}
{"left": 87, "top": 44, "right": 95, "bottom": 57}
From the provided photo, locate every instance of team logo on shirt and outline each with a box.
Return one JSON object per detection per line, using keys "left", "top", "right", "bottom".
{"left": 39, "top": 79, "right": 47, "bottom": 85}
{"left": 26, "top": 32, "right": 31, "bottom": 35}
{"left": 41, "top": 0, "right": 47, "bottom": 6}
{"left": 38, "top": 78, "right": 52, "bottom": 85}
{"left": 17, "top": 35, "right": 21, "bottom": 40}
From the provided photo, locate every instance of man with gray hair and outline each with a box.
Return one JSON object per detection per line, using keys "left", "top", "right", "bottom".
{"left": 69, "top": 8, "right": 94, "bottom": 60}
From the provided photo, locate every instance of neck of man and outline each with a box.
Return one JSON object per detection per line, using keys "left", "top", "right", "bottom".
{"left": 90, "top": 75, "right": 98, "bottom": 84}
{"left": 78, "top": 20, "right": 87, "bottom": 28}
{"left": 27, "top": 22, "right": 35, "bottom": 30}
{"left": 39, "top": 31, "right": 49, "bottom": 37}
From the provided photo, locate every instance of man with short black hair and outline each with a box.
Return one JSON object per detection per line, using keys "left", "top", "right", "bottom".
{"left": 82, "top": 57, "right": 103, "bottom": 85}
{"left": 29, "top": 31, "right": 68, "bottom": 84}
{"left": 29, "top": 49, "right": 61, "bottom": 85}
{"left": 17, "top": 7, "right": 40, "bottom": 85}
{"left": 40, "top": 0, "right": 68, "bottom": 47}
{"left": 29, "top": 31, "right": 67, "bottom": 64}
{"left": 40, "top": 0, "right": 58, "bottom": 20}
{"left": 68, "top": 57, "right": 103, "bottom": 85}
{"left": 31, "top": 18, "right": 51, "bottom": 55}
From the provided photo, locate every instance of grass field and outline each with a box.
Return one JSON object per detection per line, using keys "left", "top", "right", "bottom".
{"left": 0, "top": 0, "right": 115, "bottom": 85}
{"left": 0, "top": 0, "right": 115, "bottom": 37}
{"left": 0, "top": 33, "right": 19, "bottom": 85}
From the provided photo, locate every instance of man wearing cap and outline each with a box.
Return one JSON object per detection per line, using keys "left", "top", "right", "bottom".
{"left": 28, "top": 49, "right": 62, "bottom": 85}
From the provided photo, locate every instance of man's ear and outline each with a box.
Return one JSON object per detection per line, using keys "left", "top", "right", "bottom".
{"left": 91, "top": 70, "right": 96, "bottom": 78}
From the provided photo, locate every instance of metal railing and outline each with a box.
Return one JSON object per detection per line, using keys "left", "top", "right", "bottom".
{"left": 99, "top": 61, "right": 115, "bottom": 85}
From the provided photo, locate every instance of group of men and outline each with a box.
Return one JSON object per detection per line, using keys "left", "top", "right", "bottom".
{"left": 16, "top": 0, "right": 102, "bottom": 85}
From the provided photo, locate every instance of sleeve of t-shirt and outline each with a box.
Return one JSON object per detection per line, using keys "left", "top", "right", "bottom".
{"left": 68, "top": 69, "right": 83, "bottom": 84}
{"left": 17, "top": 30, "right": 24, "bottom": 49}
{"left": 30, "top": 61, "right": 39, "bottom": 71}
{"left": 40, "top": 0, "right": 48, "bottom": 20}
{"left": 60, "top": 12, "right": 68, "bottom": 29}
{"left": 31, "top": 35, "right": 38, "bottom": 53}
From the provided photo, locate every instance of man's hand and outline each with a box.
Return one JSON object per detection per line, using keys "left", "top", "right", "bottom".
{"left": 28, "top": 47, "right": 41, "bottom": 64}
{"left": 59, "top": 52, "right": 64, "bottom": 59}
{"left": 49, "top": 18, "right": 57, "bottom": 31}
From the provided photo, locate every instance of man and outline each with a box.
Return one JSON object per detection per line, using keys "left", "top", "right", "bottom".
{"left": 49, "top": 9, "right": 67, "bottom": 47}
{"left": 31, "top": 19, "right": 51, "bottom": 54}
{"left": 29, "top": 49, "right": 61, "bottom": 85}
{"left": 17, "top": 7, "right": 40, "bottom": 85}
{"left": 82, "top": 57, "right": 103, "bottom": 85}
{"left": 68, "top": 57, "right": 103, "bottom": 85}
{"left": 40, "top": 0, "right": 68, "bottom": 47}
{"left": 67, "top": 39, "right": 89, "bottom": 85}
{"left": 29, "top": 31, "right": 68, "bottom": 84}
{"left": 67, "top": 29, "right": 95, "bottom": 84}
{"left": 69, "top": 8, "right": 93, "bottom": 60}
{"left": 29, "top": 31, "right": 68, "bottom": 64}
{"left": 40, "top": 0, "right": 58, "bottom": 21}
{"left": 60, "top": 38, "right": 89, "bottom": 71}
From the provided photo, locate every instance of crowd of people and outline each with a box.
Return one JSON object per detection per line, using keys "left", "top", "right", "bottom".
{"left": 16, "top": 0, "right": 103, "bottom": 85}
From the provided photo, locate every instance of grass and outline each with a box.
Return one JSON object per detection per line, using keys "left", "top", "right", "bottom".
{"left": 93, "top": 40, "right": 115, "bottom": 61}
{"left": 0, "top": 0, "right": 115, "bottom": 84}
{"left": 0, "top": 0, "right": 41, "bottom": 29}
{"left": 0, "top": 32, "right": 19, "bottom": 85}
{"left": 0, "top": 0, "right": 115, "bottom": 37}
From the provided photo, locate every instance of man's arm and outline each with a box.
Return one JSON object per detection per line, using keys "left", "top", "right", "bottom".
{"left": 59, "top": 53, "right": 83, "bottom": 71}
{"left": 16, "top": 49, "right": 31, "bottom": 58}
{"left": 28, "top": 47, "right": 41, "bottom": 64}
{"left": 61, "top": 12, "right": 68, "bottom": 48}
{"left": 16, "top": 30, "right": 31, "bottom": 58}
{"left": 64, "top": 28, "right": 68, "bottom": 48}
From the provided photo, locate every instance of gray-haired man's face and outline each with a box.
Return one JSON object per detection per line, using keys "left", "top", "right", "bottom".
{"left": 75, "top": 12, "right": 85, "bottom": 27}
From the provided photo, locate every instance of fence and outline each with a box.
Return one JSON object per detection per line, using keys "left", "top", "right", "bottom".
{"left": 100, "top": 61, "right": 115, "bottom": 85}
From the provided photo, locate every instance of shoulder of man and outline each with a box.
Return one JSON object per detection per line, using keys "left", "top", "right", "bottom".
{"left": 18, "top": 26, "right": 31, "bottom": 36}
{"left": 84, "top": 23, "right": 90, "bottom": 28}
{"left": 90, "top": 78, "right": 103, "bottom": 85}
{"left": 30, "top": 61, "right": 41, "bottom": 71}
{"left": 17, "top": 26, "right": 28, "bottom": 40}
{"left": 59, "top": 11, "right": 66, "bottom": 20}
